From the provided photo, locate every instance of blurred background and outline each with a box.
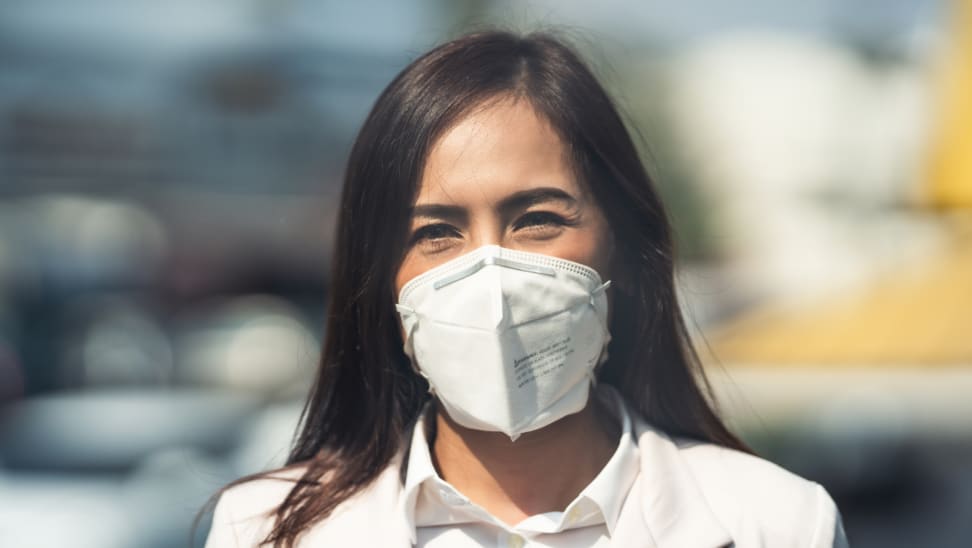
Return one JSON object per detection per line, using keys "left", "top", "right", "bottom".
{"left": 0, "top": 0, "right": 968, "bottom": 546}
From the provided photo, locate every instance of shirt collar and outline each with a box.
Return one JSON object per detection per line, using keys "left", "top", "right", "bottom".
{"left": 401, "top": 405, "right": 439, "bottom": 543}
{"left": 575, "top": 382, "right": 640, "bottom": 534}
{"left": 400, "top": 383, "right": 640, "bottom": 542}
{"left": 628, "top": 411, "right": 734, "bottom": 548}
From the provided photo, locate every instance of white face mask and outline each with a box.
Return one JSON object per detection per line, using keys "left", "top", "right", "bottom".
{"left": 396, "top": 245, "right": 611, "bottom": 440}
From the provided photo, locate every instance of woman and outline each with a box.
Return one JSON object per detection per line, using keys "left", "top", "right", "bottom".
{"left": 204, "top": 31, "right": 848, "bottom": 547}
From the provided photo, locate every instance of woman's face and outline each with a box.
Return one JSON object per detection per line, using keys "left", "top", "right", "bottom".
{"left": 394, "top": 97, "right": 615, "bottom": 296}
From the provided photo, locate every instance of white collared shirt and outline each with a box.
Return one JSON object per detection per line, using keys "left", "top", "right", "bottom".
{"left": 400, "top": 384, "right": 641, "bottom": 548}
{"left": 206, "top": 382, "right": 848, "bottom": 548}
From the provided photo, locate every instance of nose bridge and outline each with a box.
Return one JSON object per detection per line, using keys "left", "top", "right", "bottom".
{"left": 467, "top": 205, "right": 505, "bottom": 248}
{"left": 465, "top": 202, "right": 507, "bottom": 329}
{"left": 486, "top": 264, "right": 505, "bottom": 329}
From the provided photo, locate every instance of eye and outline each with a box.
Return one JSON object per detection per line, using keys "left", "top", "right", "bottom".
{"left": 513, "top": 211, "right": 567, "bottom": 231}
{"left": 410, "top": 223, "right": 461, "bottom": 247}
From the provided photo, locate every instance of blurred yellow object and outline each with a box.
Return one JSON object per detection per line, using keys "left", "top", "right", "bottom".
{"left": 927, "top": 0, "right": 972, "bottom": 209}
{"left": 711, "top": 0, "right": 972, "bottom": 367}
{"left": 708, "top": 218, "right": 972, "bottom": 366}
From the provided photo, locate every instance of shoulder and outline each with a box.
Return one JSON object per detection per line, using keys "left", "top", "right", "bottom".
{"left": 673, "top": 438, "right": 848, "bottom": 547}
{"left": 204, "top": 466, "right": 309, "bottom": 548}
{"left": 204, "top": 457, "right": 411, "bottom": 547}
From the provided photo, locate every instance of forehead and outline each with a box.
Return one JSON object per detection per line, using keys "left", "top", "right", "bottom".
{"left": 416, "top": 97, "right": 581, "bottom": 205}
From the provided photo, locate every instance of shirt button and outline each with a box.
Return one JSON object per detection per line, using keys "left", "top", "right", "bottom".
{"left": 507, "top": 534, "right": 525, "bottom": 548}
{"left": 566, "top": 505, "right": 583, "bottom": 524}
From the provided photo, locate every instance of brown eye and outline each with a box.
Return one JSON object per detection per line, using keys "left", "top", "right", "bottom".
{"left": 514, "top": 211, "right": 566, "bottom": 230}
{"left": 410, "top": 223, "right": 461, "bottom": 251}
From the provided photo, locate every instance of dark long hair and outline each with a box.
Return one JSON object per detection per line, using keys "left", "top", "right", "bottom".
{"left": 203, "top": 29, "right": 748, "bottom": 547}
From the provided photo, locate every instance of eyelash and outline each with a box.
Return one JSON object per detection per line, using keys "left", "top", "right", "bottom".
{"left": 410, "top": 223, "right": 460, "bottom": 245}
{"left": 410, "top": 211, "right": 574, "bottom": 248}
{"left": 513, "top": 211, "right": 571, "bottom": 231}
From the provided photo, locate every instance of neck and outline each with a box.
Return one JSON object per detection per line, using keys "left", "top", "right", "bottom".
{"left": 430, "top": 394, "right": 619, "bottom": 526}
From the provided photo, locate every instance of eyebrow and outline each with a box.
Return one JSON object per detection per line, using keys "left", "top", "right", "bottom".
{"left": 410, "top": 186, "right": 578, "bottom": 220}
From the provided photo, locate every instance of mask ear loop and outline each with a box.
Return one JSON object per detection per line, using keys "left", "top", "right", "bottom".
{"left": 588, "top": 280, "right": 613, "bottom": 385}
{"left": 395, "top": 304, "right": 436, "bottom": 395}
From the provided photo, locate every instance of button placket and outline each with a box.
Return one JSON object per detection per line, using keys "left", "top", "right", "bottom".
{"left": 501, "top": 532, "right": 525, "bottom": 548}
{"left": 566, "top": 504, "right": 584, "bottom": 525}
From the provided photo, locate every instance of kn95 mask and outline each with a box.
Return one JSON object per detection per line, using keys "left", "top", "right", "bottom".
{"left": 395, "top": 245, "right": 611, "bottom": 440}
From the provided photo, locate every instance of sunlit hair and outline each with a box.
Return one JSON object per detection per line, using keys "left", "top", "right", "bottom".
{"left": 200, "top": 29, "right": 748, "bottom": 547}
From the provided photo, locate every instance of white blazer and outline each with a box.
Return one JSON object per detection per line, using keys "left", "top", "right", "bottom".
{"left": 206, "top": 412, "right": 848, "bottom": 547}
